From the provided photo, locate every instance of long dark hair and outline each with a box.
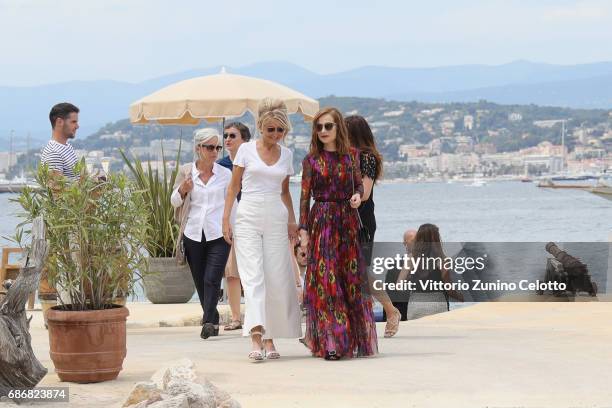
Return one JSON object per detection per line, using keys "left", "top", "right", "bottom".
{"left": 413, "top": 223, "right": 444, "bottom": 257}
{"left": 309, "top": 107, "right": 351, "bottom": 156}
{"left": 411, "top": 223, "right": 446, "bottom": 280}
{"left": 345, "top": 115, "right": 383, "bottom": 181}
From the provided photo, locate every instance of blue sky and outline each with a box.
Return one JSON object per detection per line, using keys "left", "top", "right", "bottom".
{"left": 1, "top": 0, "right": 611, "bottom": 86}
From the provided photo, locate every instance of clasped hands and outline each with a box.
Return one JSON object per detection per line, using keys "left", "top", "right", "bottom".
{"left": 222, "top": 219, "right": 302, "bottom": 246}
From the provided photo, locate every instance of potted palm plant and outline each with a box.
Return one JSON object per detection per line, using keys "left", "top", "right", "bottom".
{"left": 120, "top": 145, "right": 195, "bottom": 304}
{"left": 16, "top": 160, "right": 148, "bottom": 383}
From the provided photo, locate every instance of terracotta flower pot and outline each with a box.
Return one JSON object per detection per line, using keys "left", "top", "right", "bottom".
{"left": 46, "top": 305, "right": 129, "bottom": 383}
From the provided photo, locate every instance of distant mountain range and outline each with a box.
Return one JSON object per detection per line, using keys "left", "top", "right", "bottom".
{"left": 2, "top": 60, "right": 612, "bottom": 149}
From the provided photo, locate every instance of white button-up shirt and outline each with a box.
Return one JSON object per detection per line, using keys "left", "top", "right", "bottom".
{"left": 171, "top": 162, "right": 233, "bottom": 242}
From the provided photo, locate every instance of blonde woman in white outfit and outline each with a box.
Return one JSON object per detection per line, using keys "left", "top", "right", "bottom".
{"left": 222, "top": 98, "right": 302, "bottom": 362}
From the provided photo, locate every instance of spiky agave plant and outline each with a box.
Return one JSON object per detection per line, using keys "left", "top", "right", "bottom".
{"left": 119, "top": 142, "right": 181, "bottom": 258}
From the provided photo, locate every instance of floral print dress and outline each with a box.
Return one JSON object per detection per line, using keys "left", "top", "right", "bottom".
{"left": 299, "top": 148, "right": 378, "bottom": 358}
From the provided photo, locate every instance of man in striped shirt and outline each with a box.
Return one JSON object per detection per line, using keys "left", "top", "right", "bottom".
{"left": 41, "top": 102, "right": 79, "bottom": 180}
{"left": 38, "top": 103, "right": 80, "bottom": 313}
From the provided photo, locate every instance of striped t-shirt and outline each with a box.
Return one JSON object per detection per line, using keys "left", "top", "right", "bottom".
{"left": 40, "top": 140, "right": 78, "bottom": 180}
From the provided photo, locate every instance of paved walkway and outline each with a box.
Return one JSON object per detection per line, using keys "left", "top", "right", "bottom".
{"left": 20, "top": 301, "right": 612, "bottom": 407}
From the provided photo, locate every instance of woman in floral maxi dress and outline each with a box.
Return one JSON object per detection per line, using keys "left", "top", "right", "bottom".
{"left": 298, "top": 107, "right": 378, "bottom": 360}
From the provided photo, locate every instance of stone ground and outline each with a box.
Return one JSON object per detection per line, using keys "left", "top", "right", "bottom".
{"left": 9, "top": 300, "right": 612, "bottom": 408}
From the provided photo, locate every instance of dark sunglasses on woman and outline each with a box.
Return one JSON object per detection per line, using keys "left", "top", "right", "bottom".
{"left": 266, "top": 127, "right": 285, "bottom": 133}
{"left": 198, "top": 144, "right": 223, "bottom": 152}
{"left": 223, "top": 132, "right": 238, "bottom": 139}
{"left": 316, "top": 122, "right": 336, "bottom": 132}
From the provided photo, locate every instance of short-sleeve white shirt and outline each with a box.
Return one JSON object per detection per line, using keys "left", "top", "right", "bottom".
{"left": 233, "top": 141, "right": 294, "bottom": 195}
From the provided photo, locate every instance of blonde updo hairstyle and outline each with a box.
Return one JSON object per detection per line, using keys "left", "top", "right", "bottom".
{"left": 256, "top": 97, "right": 292, "bottom": 137}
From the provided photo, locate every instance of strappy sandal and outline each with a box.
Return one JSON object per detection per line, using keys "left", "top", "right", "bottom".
{"left": 324, "top": 350, "right": 340, "bottom": 361}
{"left": 264, "top": 339, "right": 280, "bottom": 359}
{"left": 224, "top": 320, "right": 242, "bottom": 331}
{"left": 248, "top": 331, "right": 264, "bottom": 362}
{"left": 248, "top": 349, "right": 264, "bottom": 362}
{"left": 265, "top": 350, "right": 280, "bottom": 360}
{"left": 384, "top": 307, "right": 401, "bottom": 338}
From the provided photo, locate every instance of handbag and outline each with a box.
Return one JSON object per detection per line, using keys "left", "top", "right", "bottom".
{"left": 176, "top": 235, "right": 186, "bottom": 266}
{"left": 174, "top": 206, "right": 187, "bottom": 266}
{"left": 174, "top": 165, "right": 191, "bottom": 266}
{"left": 349, "top": 153, "right": 373, "bottom": 263}
{"left": 406, "top": 291, "right": 449, "bottom": 320}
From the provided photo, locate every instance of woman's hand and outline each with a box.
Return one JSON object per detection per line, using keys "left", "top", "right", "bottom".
{"left": 288, "top": 222, "right": 299, "bottom": 245}
{"left": 179, "top": 178, "right": 194, "bottom": 197}
{"left": 222, "top": 217, "right": 233, "bottom": 244}
{"left": 350, "top": 193, "right": 361, "bottom": 209}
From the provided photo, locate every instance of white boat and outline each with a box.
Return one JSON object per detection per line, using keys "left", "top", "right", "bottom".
{"left": 467, "top": 178, "right": 487, "bottom": 187}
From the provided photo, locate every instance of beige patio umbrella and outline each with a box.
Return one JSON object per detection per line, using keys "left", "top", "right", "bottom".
{"left": 129, "top": 71, "right": 319, "bottom": 125}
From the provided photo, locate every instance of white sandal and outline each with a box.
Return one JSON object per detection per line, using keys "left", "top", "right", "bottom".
{"left": 248, "top": 349, "right": 264, "bottom": 362}
{"left": 249, "top": 331, "right": 264, "bottom": 362}
{"left": 265, "top": 350, "right": 280, "bottom": 360}
{"left": 264, "top": 339, "right": 280, "bottom": 359}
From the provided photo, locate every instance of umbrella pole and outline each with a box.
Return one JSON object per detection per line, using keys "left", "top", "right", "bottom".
{"left": 221, "top": 117, "right": 226, "bottom": 157}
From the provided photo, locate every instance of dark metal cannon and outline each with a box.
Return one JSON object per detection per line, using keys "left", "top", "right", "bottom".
{"left": 540, "top": 242, "right": 598, "bottom": 297}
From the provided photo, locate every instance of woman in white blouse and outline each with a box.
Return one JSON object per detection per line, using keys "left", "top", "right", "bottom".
{"left": 171, "top": 128, "right": 233, "bottom": 340}
{"left": 222, "top": 98, "right": 302, "bottom": 362}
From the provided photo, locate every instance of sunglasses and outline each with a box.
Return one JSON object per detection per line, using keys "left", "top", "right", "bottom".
{"left": 316, "top": 122, "right": 336, "bottom": 132}
{"left": 223, "top": 132, "right": 238, "bottom": 139}
{"left": 266, "top": 127, "right": 285, "bottom": 133}
{"left": 198, "top": 144, "right": 223, "bottom": 152}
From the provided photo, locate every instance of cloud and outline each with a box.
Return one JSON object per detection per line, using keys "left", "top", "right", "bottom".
{"left": 542, "top": 0, "right": 610, "bottom": 22}
{"left": 1, "top": 0, "right": 612, "bottom": 85}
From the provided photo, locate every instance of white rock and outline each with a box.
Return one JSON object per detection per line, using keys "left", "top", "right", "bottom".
{"left": 198, "top": 379, "right": 232, "bottom": 406}
{"left": 163, "top": 367, "right": 197, "bottom": 391}
{"left": 150, "top": 359, "right": 196, "bottom": 390}
{"left": 166, "top": 379, "right": 215, "bottom": 408}
{"left": 128, "top": 393, "right": 162, "bottom": 407}
{"left": 150, "top": 368, "right": 167, "bottom": 390}
{"left": 123, "top": 359, "right": 239, "bottom": 408}
{"left": 122, "top": 381, "right": 162, "bottom": 407}
{"left": 147, "top": 395, "right": 189, "bottom": 408}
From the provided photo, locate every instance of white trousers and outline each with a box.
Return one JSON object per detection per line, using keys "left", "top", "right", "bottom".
{"left": 233, "top": 193, "right": 302, "bottom": 339}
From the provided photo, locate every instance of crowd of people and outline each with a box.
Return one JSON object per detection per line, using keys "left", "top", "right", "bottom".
{"left": 41, "top": 100, "right": 461, "bottom": 363}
